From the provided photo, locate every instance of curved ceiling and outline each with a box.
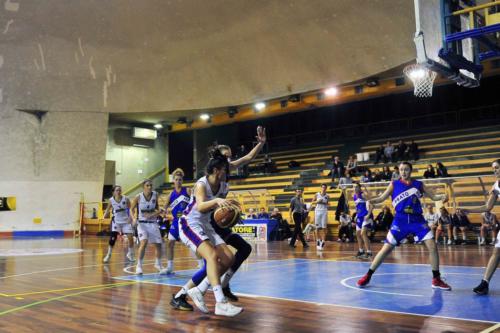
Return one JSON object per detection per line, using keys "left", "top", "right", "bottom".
{"left": 0, "top": 0, "right": 415, "bottom": 113}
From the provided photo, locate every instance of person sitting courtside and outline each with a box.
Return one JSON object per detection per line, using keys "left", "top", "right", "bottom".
{"left": 258, "top": 207, "right": 270, "bottom": 219}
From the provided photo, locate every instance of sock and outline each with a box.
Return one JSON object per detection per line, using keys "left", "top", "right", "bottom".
{"left": 167, "top": 260, "right": 173, "bottom": 271}
{"left": 432, "top": 270, "right": 440, "bottom": 279}
{"left": 155, "top": 258, "right": 161, "bottom": 266}
{"left": 138, "top": 259, "right": 143, "bottom": 267}
{"left": 359, "top": 248, "right": 364, "bottom": 253}
{"left": 221, "top": 268, "right": 235, "bottom": 288}
{"left": 462, "top": 235, "right": 466, "bottom": 241}
{"left": 482, "top": 278, "right": 490, "bottom": 284}
{"left": 213, "top": 285, "right": 225, "bottom": 303}
{"left": 128, "top": 247, "right": 134, "bottom": 255}
{"left": 175, "top": 282, "right": 190, "bottom": 298}
{"left": 197, "top": 278, "right": 210, "bottom": 294}
{"left": 367, "top": 250, "right": 372, "bottom": 254}
{"left": 197, "top": 258, "right": 204, "bottom": 268}
{"left": 106, "top": 246, "right": 112, "bottom": 256}
{"left": 367, "top": 269, "right": 375, "bottom": 277}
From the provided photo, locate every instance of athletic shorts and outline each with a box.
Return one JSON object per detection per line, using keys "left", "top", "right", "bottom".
{"left": 137, "top": 222, "right": 163, "bottom": 244}
{"left": 495, "top": 232, "right": 500, "bottom": 248}
{"left": 451, "top": 218, "right": 468, "bottom": 228}
{"left": 314, "top": 210, "right": 328, "bottom": 229}
{"left": 112, "top": 220, "right": 133, "bottom": 234}
{"left": 168, "top": 218, "right": 180, "bottom": 241}
{"left": 385, "top": 214, "right": 433, "bottom": 246}
{"left": 179, "top": 217, "right": 224, "bottom": 253}
{"left": 356, "top": 214, "right": 372, "bottom": 231}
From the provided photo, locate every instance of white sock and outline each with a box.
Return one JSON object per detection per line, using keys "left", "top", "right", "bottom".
{"left": 155, "top": 258, "right": 161, "bottom": 266}
{"left": 128, "top": 247, "right": 134, "bottom": 255}
{"left": 221, "top": 268, "right": 235, "bottom": 288}
{"left": 197, "top": 278, "right": 210, "bottom": 294}
{"left": 213, "top": 285, "right": 225, "bottom": 303}
{"left": 197, "top": 259, "right": 204, "bottom": 268}
{"left": 138, "top": 259, "right": 143, "bottom": 267}
{"left": 462, "top": 235, "right": 466, "bottom": 241}
{"left": 106, "top": 246, "right": 112, "bottom": 256}
{"left": 359, "top": 248, "right": 364, "bottom": 252}
{"left": 167, "top": 260, "right": 173, "bottom": 270}
{"left": 175, "top": 282, "right": 190, "bottom": 298}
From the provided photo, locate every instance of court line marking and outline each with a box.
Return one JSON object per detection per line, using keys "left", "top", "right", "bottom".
{"left": 480, "top": 323, "right": 500, "bottom": 333}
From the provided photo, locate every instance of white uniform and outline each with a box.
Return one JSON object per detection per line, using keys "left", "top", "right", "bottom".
{"left": 137, "top": 191, "right": 162, "bottom": 244}
{"left": 494, "top": 181, "right": 500, "bottom": 248}
{"left": 314, "top": 192, "right": 329, "bottom": 229}
{"left": 179, "top": 176, "right": 227, "bottom": 253}
{"left": 425, "top": 212, "right": 440, "bottom": 228}
{"left": 110, "top": 196, "right": 133, "bottom": 234}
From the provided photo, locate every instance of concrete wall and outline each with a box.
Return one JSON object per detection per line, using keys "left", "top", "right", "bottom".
{"left": 0, "top": 106, "right": 108, "bottom": 232}
{"left": 105, "top": 123, "right": 167, "bottom": 196}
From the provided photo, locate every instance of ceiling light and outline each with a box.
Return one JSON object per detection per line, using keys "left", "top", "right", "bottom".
{"left": 153, "top": 123, "right": 163, "bottom": 129}
{"left": 254, "top": 102, "right": 266, "bottom": 111}
{"left": 324, "top": 87, "right": 338, "bottom": 96}
{"left": 200, "top": 114, "right": 210, "bottom": 121}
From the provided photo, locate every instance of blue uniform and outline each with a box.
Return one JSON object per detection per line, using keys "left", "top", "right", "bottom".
{"left": 386, "top": 179, "right": 431, "bottom": 245}
{"left": 354, "top": 192, "right": 371, "bottom": 230}
{"left": 168, "top": 187, "right": 190, "bottom": 241}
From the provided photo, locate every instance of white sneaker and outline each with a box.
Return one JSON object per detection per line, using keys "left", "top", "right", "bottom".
{"left": 159, "top": 268, "right": 173, "bottom": 275}
{"left": 346, "top": 238, "right": 350, "bottom": 242}
{"left": 126, "top": 253, "right": 135, "bottom": 261}
{"left": 103, "top": 254, "right": 110, "bottom": 263}
{"left": 136, "top": 265, "right": 143, "bottom": 275}
{"left": 215, "top": 301, "right": 243, "bottom": 317}
{"left": 154, "top": 263, "right": 163, "bottom": 272}
{"left": 187, "top": 288, "right": 209, "bottom": 314}
{"left": 337, "top": 238, "right": 341, "bottom": 242}
{"left": 447, "top": 239, "right": 452, "bottom": 245}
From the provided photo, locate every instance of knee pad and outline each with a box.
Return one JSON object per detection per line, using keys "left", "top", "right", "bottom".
{"left": 109, "top": 231, "right": 119, "bottom": 246}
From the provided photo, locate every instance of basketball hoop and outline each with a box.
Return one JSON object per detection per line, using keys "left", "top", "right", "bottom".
{"left": 403, "top": 63, "right": 437, "bottom": 97}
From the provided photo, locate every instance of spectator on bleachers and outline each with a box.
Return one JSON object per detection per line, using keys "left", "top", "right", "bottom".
{"left": 361, "top": 170, "right": 372, "bottom": 183}
{"left": 247, "top": 208, "right": 257, "bottom": 219}
{"left": 374, "top": 144, "right": 384, "bottom": 164}
{"left": 382, "top": 166, "right": 392, "bottom": 181}
{"left": 436, "top": 207, "right": 453, "bottom": 245}
{"left": 374, "top": 206, "right": 393, "bottom": 232}
{"left": 383, "top": 141, "right": 395, "bottom": 163}
{"left": 480, "top": 211, "right": 498, "bottom": 245}
{"left": 424, "top": 204, "right": 440, "bottom": 239}
{"left": 408, "top": 140, "right": 420, "bottom": 161}
{"left": 338, "top": 211, "right": 353, "bottom": 242}
{"left": 346, "top": 155, "right": 357, "bottom": 176}
{"left": 451, "top": 210, "right": 470, "bottom": 244}
{"left": 391, "top": 166, "right": 400, "bottom": 181}
{"left": 271, "top": 208, "right": 292, "bottom": 240}
{"left": 395, "top": 140, "right": 407, "bottom": 161}
{"left": 372, "top": 169, "right": 383, "bottom": 182}
{"left": 436, "top": 162, "right": 449, "bottom": 177}
{"left": 424, "top": 164, "right": 436, "bottom": 179}
{"left": 338, "top": 170, "right": 353, "bottom": 189}
{"left": 258, "top": 207, "right": 270, "bottom": 219}
{"left": 329, "top": 156, "right": 345, "bottom": 189}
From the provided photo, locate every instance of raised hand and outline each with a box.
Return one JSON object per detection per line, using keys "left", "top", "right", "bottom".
{"left": 256, "top": 126, "right": 266, "bottom": 144}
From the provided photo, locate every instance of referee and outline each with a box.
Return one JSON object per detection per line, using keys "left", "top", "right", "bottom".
{"left": 289, "top": 189, "right": 309, "bottom": 248}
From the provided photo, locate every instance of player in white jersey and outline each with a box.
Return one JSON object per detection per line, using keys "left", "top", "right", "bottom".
{"left": 312, "top": 184, "right": 329, "bottom": 250}
{"left": 102, "top": 185, "right": 134, "bottom": 263}
{"left": 459, "top": 159, "right": 500, "bottom": 295}
{"left": 130, "top": 179, "right": 164, "bottom": 275}
{"left": 174, "top": 148, "right": 242, "bottom": 316}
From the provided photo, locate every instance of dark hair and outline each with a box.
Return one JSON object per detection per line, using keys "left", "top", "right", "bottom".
{"left": 400, "top": 161, "right": 413, "bottom": 171}
{"left": 205, "top": 147, "right": 229, "bottom": 175}
{"left": 112, "top": 185, "right": 122, "bottom": 192}
{"left": 142, "top": 179, "right": 153, "bottom": 186}
{"left": 321, "top": 183, "right": 327, "bottom": 188}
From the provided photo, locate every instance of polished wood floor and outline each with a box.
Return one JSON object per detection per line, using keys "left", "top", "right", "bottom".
{"left": 0, "top": 236, "right": 498, "bottom": 333}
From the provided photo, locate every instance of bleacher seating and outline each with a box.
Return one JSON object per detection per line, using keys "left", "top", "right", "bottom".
{"left": 159, "top": 125, "right": 500, "bottom": 240}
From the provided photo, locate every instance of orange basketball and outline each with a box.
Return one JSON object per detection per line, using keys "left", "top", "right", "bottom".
{"left": 214, "top": 205, "right": 241, "bottom": 228}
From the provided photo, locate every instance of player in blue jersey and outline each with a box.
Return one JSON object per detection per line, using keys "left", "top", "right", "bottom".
{"left": 161, "top": 168, "right": 192, "bottom": 274}
{"left": 459, "top": 159, "right": 500, "bottom": 295}
{"left": 353, "top": 183, "right": 373, "bottom": 259}
{"left": 357, "top": 161, "right": 451, "bottom": 290}
{"left": 171, "top": 126, "right": 266, "bottom": 313}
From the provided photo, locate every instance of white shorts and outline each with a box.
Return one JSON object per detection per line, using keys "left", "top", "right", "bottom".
{"left": 356, "top": 218, "right": 373, "bottom": 231}
{"left": 112, "top": 220, "right": 133, "bottom": 234}
{"left": 137, "top": 222, "right": 163, "bottom": 244}
{"left": 179, "top": 217, "right": 224, "bottom": 253}
{"left": 496, "top": 232, "right": 500, "bottom": 248}
{"left": 314, "top": 210, "right": 328, "bottom": 229}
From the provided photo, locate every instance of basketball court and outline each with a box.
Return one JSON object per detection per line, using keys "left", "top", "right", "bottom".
{"left": 1, "top": 0, "right": 500, "bottom": 332}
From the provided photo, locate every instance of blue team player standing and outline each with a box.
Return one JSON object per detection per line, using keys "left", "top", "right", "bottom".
{"left": 357, "top": 161, "right": 451, "bottom": 290}
{"left": 353, "top": 183, "right": 373, "bottom": 259}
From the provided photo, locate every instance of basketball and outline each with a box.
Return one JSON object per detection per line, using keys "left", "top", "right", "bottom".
{"left": 214, "top": 204, "right": 241, "bottom": 229}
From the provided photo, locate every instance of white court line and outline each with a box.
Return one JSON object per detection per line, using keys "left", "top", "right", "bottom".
{"left": 480, "top": 323, "right": 500, "bottom": 333}
{"left": 340, "top": 274, "right": 424, "bottom": 297}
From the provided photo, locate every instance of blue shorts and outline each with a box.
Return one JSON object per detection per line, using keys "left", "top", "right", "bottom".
{"left": 356, "top": 214, "right": 372, "bottom": 231}
{"left": 168, "top": 218, "right": 180, "bottom": 241}
{"left": 385, "top": 214, "right": 433, "bottom": 246}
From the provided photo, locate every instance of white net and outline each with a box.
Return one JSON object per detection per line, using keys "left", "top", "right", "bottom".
{"left": 404, "top": 63, "right": 437, "bottom": 97}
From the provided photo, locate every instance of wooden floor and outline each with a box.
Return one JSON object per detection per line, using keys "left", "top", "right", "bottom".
{"left": 0, "top": 236, "right": 498, "bottom": 333}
